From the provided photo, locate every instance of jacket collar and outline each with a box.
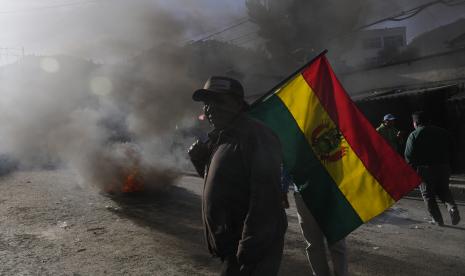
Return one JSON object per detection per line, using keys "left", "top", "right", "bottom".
{"left": 208, "top": 113, "right": 247, "bottom": 143}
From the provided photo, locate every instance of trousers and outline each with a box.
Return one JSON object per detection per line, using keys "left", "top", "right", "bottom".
{"left": 417, "top": 164, "right": 457, "bottom": 224}
{"left": 220, "top": 236, "right": 284, "bottom": 276}
{"left": 294, "top": 192, "right": 348, "bottom": 276}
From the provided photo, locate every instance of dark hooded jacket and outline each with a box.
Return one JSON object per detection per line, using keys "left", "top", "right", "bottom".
{"left": 190, "top": 113, "right": 287, "bottom": 265}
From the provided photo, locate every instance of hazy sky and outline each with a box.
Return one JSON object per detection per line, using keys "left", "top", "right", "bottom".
{"left": 0, "top": 0, "right": 464, "bottom": 64}
{"left": 0, "top": 0, "right": 246, "bottom": 63}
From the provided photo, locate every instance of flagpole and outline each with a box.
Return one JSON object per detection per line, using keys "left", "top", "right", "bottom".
{"left": 249, "top": 49, "right": 328, "bottom": 108}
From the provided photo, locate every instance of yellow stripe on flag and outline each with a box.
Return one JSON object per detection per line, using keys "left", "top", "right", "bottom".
{"left": 276, "top": 74, "right": 395, "bottom": 221}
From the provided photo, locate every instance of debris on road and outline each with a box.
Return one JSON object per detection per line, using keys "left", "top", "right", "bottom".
{"left": 86, "top": 227, "right": 106, "bottom": 232}
{"left": 105, "top": 205, "right": 121, "bottom": 212}
{"left": 58, "top": 221, "right": 70, "bottom": 229}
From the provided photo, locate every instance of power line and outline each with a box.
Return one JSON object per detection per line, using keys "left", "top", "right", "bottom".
{"left": 358, "top": 0, "right": 465, "bottom": 30}
{"left": 231, "top": 0, "right": 465, "bottom": 51}
{"left": 211, "top": 0, "right": 465, "bottom": 48}
{"left": 231, "top": 0, "right": 465, "bottom": 47}
{"left": 195, "top": 19, "right": 251, "bottom": 42}
{"left": 227, "top": 30, "right": 258, "bottom": 43}
{"left": 181, "top": 17, "right": 251, "bottom": 45}
{"left": 192, "top": 17, "right": 249, "bottom": 37}
{"left": 221, "top": 0, "right": 465, "bottom": 48}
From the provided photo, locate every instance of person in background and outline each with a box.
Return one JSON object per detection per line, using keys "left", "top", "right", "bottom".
{"left": 188, "top": 76, "right": 287, "bottom": 276}
{"left": 376, "top": 113, "right": 402, "bottom": 153}
{"left": 282, "top": 169, "right": 348, "bottom": 276}
{"left": 404, "top": 111, "right": 460, "bottom": 226}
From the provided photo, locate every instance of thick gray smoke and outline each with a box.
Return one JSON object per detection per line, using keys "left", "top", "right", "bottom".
{"left": 245, "top": 0, "right": 373, "bottom": 70}
{"left": 0, "top": 54, "right": 188, "bottom": 192}
{"left": 0, "top": 2, "right": 244, "bottom": 193}
{"left": 4, "top": 1, "right": 452, "bottom": 192}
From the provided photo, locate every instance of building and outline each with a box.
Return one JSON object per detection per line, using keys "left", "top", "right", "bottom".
{"left": 343, "top": 19, "right": 465, "bottom": 173}
{"left": 353, "top": 83, "right": 465, "bottom": 173}
{"left": 342, "top": 27, "right": 407, "bottom": 67}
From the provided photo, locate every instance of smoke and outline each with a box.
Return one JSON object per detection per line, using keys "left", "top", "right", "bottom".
{"left": 245, "top": 0, "right": 373, "bottom": 69}
{"left": 0, "top": 1, "right": 245, "bottom": 193}
{"left": 3, "top": 0, "right": 435, "bottom": 192}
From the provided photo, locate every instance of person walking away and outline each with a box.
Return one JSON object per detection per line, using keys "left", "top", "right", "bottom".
{"left": 376, "top": 113, "right": 402, "bottom": 153}
{"left": 404, "top": 111, "right": 460, "bottom": 226}
{"left": 281, "top": 170, "right": 348, "bottom": 276}
{"left": 188, "top": 76, "right": 288, "bottom": 276}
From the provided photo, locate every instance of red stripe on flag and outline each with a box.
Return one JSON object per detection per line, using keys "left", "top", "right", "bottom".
{"left": 301, "top": 56, "right": 421, "bottom": 200}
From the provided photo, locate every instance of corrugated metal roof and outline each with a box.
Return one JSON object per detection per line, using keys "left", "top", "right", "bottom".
{"left": 353, "top": 84, "right": 458, "bottom": 102}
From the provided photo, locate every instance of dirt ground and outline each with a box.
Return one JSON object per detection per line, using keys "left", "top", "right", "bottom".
{"left": 0, "top": 169, "right": 464, "bottom": 275}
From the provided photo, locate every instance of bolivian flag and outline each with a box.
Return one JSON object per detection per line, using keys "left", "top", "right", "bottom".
{"left": 249, "top": 53, "right": 421, "bottom": 243}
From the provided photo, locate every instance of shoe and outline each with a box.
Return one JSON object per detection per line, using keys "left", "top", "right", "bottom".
{"left": 449, "top": 208, "right": 461, "bottom": 225}
{"left": 428, "top": 218, "right": 444, "bottom": 226}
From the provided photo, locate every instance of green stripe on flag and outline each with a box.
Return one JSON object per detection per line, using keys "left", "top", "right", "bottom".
{"left": 249, "top": 95, "right": 363, "bottom": 243}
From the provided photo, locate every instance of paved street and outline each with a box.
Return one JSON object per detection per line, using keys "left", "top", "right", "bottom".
{"left": 344, "top": 197, "right": 465, "bottom": 276}
{"left": 0, "top": 170, "right": 464, "bottom": 275}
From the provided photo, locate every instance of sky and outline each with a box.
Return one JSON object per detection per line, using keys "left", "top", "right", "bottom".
{"left": 0, "top": 0, "right": 464, "bottom": 65}
{"left": 0, "top": 0, "right": 246, "bottom": 64}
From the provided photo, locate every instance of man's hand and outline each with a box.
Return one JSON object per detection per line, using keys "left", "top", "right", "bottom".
{"left": 188, "top": 140, "right": 210, "bottom": 176}
{"left": 239, "top": 264, "right": 255, "bottom": 275}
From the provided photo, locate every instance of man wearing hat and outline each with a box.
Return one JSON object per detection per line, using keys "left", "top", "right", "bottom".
{"left": 188, "top": 76, "right": 288, "bottom": 275}
{"left": 376, "top": 113, "right": 402, "bottom": 153}
{"left": 405, "top": 111, "right": 460, "bottom": 226}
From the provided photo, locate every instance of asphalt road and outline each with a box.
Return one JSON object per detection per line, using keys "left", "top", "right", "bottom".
{"left": 0, "top": 170, "right": 464, "bottom": 275}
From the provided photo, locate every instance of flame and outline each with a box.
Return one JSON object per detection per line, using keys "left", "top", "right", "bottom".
{"left": 122, "top": 168, "right": 144, "bottom": 193}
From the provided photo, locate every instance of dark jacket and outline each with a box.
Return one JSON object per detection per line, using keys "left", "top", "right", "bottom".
{"left": 404, "top": 125, "right": 453, "bottom": 167}
{"left": 190, "top": 113, "right": 287, "bottom": 265}
{"left": 376, "top": 123, "right": 400, "bottom": 152}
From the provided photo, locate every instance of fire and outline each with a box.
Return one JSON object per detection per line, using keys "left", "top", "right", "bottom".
{"left": 122, "top": 168, "right": 144, "bottom": 193}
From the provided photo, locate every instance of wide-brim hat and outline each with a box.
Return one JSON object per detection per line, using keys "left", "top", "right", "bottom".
{"left": 192, "top": 76, "right": 245, "bottom": 102}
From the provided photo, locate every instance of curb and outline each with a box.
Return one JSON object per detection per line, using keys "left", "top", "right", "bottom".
{"left": 450, "top": 184, "right": 465, "bottom": 202}
{"left": 407, "top": 183, "right": 465, "bottom": 202}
